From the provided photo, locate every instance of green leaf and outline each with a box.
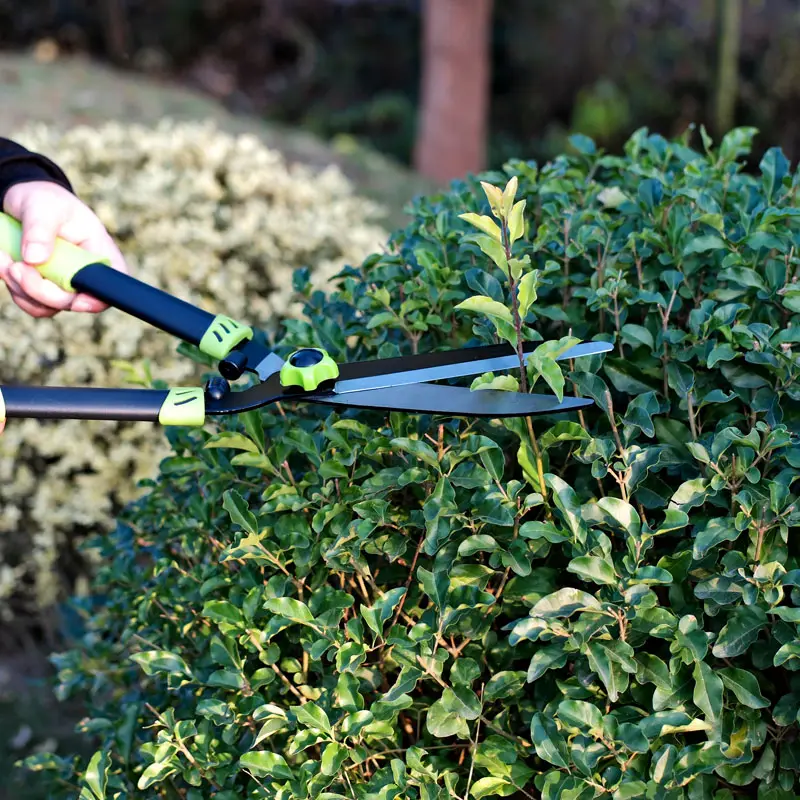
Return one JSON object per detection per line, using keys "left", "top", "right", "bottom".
{"left": 519, "top": 520, "right": 569, "bottom": 543}
{"left": 450, "top": 658, "right": 481, "bottom": 687}
{"left": 390, "top": 437, "right": 441, "bottom": 470}
{"left": 638, "top": 178, "right": 664, "bottom": 210}
{"left": 692, "top": 661, "right": 723, "bottom": 724}
{"left": 137, "top": 761, "right": 178, "bottom": 790}
{"left": 683, "top": 235, "right": 727, "bottom": 256}
{"left": 239, "top": 750, "right": 293, "bottom": 780}
{"left": 341, "top": 711, "right": 374, "bottom": 738}
{"left": 470, "top": 234, "right": 509, "bottom": 273}
{"left": 595, "top": 496, "right": 641, "bottom": 537}
{"left": 718, "top": 667, "right": 770, "bottom": 709}
{"left": 518, "top": 269, "right": 541, "bottom": 317}
{"left": 417, "top": 566, "right": 450, "bottom": 609}
{"left": 336, "top": 642, "right": 368, "bottom": 673}
{"left": 361, "top": 587, "right": 406, "bottom": 637}
{"left": 79, "top": 750, "right": 109, "bottom": 800}
{"left": 470, "top": 777, "right": 516, "bottom": 798}
{"left": 384, "top": 667, "right": 423, "bottom": 702}
{"left": 586, "top": 640, "right": 628, "bottom": 701}
{"left": 621, "top": 323, "right": 654, "bottom": 350}
{"left": 711, "top": 605, "right": 766, "bottom": 658}
{"left": 204, "top": 431, "right": 260, "bottom": 453}
{"left": 718, "top": 267, "right": 766, "bottom": 292}
{"left": 761, "top": 146, "right": 790, "bottom": 200}
{"left": 481, "top": 180, "right": 506, "bottom": 216}
{"left": 202, "top": 600, "right": 245, "bottom": 628}
{"left": 527, "top": 644, "right": 568, "bottom": 682}
{"left": 321, "top": 742, "right": 349, "bottom": 776}
{"left": 528, "top": 353, "right": 565, "bottom": 403}
{"left": 426, "top": 699, "right": 467, "bottom": 738}
{"left": 671, "top": 478, "right": 710, "bottom": 510}
{"left": 458, "top": 534, "right": 499, "bottom": 556}
{"left": 130, "top": 651, "right": 191, "bottom": 677}
{"left": 484, "top": 671, "right": 526, "bottom": 700}
{"left": 613, "top": 781, "right": 649, "bottom": 800}
{"left": 471, "top": 373, "right": 520, "bottom": 393}
{"left": 456, "top": 295, "right": 514, "bottom": 325}
{"left": 222, "top": 489, "right": 258, "bottom": 535}
{"left": 441, "top": 685, "right": 481, "bottom": 720}
{"left": 545, "top": 474, "right": 588, "bottom": 543}
{"left": 294, "top": 702, "right": 333, "bottom": 734}
{"left": 693, "top": 518, "right": 739, "bottom": 559}
{"left": 539, "top": 421, "right": 591, "bottom": 451}
{"left": 531, "top": 587, "right": 600, "bottom": 618}
{"left": 508, "top": 199, "right": 526, "bottom": 243}
{"left": 264, "top": 597, "right": 315, "bottom": 626}
{"left": 459, "top": 212, "right": 502, "bottom": 241}
{"left": 557, "top": 699, "right": 603, "bottom": 733}
{"left": 774, "top": 641, "right": 800, "bottom": 667}
{"left": 466, "top": 268, "right": 503, "bottom": 303}
{"left": 636, "top": 653, "right": 672, "bottom": 691}
{"left": 531, "top": 713, "right": 569, "bottom": 768}
{"left": 566, "top": 555, "right": 617, "bottom": 585}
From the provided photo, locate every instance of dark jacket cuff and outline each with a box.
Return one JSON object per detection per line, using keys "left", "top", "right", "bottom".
{"left": 0, "top": 137, "right": 74, "bottom": 206}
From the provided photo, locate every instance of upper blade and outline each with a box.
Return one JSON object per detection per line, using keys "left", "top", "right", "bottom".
{"left": 307, "top": 383, "right": 594, "bottom": 418}
{"left": 252, "top": 352, "right": 285, "bottom": 382}
{"left": 333, "top": 339, "right": 612, "bottom": 395}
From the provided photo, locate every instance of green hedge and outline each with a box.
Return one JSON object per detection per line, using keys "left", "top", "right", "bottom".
{"left": 22, "top": 125, "right": 800, "bottom": 798}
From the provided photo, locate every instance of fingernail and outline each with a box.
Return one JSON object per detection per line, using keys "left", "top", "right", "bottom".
{"left": 10, "top": 263, "right": 22, "bottom": 283}
{"left": 23, "top": 243, "right": 48, "bottom": 264}
{"left": 71, "top": 297, "right": 97, "bottom": 313}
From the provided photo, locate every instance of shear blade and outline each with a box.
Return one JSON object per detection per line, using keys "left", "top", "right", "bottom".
{"left": 333, "top": 340, "right": 612, "bottom": 394}
{"left": 308, "top": 383, "right": 593, "bottom": 418}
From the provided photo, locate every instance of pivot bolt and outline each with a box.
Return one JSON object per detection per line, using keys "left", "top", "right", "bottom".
{"left": 205, "top": 376, "right": 231, "bottom": 401}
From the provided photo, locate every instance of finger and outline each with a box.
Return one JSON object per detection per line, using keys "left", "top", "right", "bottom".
{"left": 20, "top": 198, "right": 68, "bottom": 266}
{"left": 58, "top": 223, "right": 127, "bottom": 313}
{"left": 8, "top": 289, "right": 59, "bottom": 318}
{"left": 5, "top": 269, "right": 60, "bottom": 318}
{"left": 70, "top": 292, "right": 108, "bottom": 314}
{"left": 10, "top": 261, "right": 76, "bottom": 311}
{"left": 0, "top": 250, "right": 13, "bottom": 274}
{"left": 0, "top": 419, "right": 5, "bottom": 435}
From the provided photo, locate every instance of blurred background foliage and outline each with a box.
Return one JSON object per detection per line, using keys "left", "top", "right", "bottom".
{"left": 1, "top": 0, "right": 799, "bottom": 174}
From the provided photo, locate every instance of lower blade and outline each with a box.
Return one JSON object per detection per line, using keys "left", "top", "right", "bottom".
{"left": 333, "top": 340, "right": 612, "bottom": 394}
{"left": 308, "top": 384, "right": 594, "bottom": 418}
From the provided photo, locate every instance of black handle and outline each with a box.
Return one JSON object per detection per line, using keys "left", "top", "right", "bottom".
{"left": 1, "top": 385, "right": 170, "bottom": 422}
{"left": 72, "top": 264, "right": 217, "bottom": 347}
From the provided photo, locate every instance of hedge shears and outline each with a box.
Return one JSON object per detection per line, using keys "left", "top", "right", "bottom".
{"left": 0, "top": 213, "right": 611, "bottom": 427}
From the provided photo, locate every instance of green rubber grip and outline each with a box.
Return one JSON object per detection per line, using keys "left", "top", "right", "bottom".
{"left": 198, "top": 314, "right": 253, "bottom": 360}
{"left": 0, "top": 211, "right": 110, "bottom": 292}
{"left": 279, "top": 348, "right": 340, "bottom": 391}
{"left": 158, "top": 387, "right": 205, "bottom": 426}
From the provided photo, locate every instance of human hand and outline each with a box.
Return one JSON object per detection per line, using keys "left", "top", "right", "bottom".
{"left": 0, "top": 181, "right": 128, "bottom": 318}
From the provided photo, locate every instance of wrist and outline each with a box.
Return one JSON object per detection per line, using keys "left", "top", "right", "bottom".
{"left": 0, "top": 144, "right": 74, "bottom": 209}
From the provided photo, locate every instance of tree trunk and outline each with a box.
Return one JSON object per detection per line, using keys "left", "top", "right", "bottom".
{"left": 713, "top": 0, "right": 742, "bottom": 135}
{"left": 413, "top": 0, "right": 493, "bottom": 184}
{"left": 102, "top": 0, "right": 131, "bottom": 64}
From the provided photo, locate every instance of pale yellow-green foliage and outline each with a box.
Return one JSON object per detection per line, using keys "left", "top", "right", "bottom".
{"left": 0, "top": 120, "right": 387, "bottom": 619}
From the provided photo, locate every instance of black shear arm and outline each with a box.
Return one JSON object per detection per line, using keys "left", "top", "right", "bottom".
{"left": 0, "top": 212, "right": 271, "bottom": 380}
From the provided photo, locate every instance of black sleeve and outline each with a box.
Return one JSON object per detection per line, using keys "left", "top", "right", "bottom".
{"left": 0, "top": 137, "right": 74, "bottom": 206}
